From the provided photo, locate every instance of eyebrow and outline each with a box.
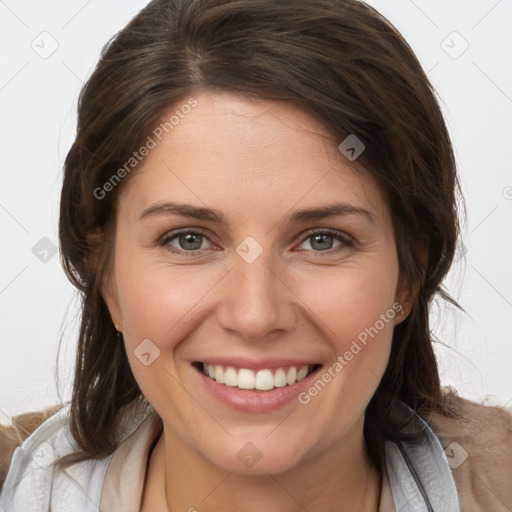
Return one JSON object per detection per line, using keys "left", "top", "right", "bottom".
{"left": 138, "top": 201, "right": 375, "bottom": 226}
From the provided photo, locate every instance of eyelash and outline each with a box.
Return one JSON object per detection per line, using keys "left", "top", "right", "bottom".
{"left": 159, "top": 228, "right": 354, "bottom": 256}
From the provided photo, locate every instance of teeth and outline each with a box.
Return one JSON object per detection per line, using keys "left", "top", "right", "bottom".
{"left": 238, "top": 368, "right": 255, "bottom": 389}
{"left": 215, "top": 365, "right": 225, "bottom": 384}
{"left": 224, "top": 367, "right": 238, "bottom": 387}
{"left": 202, "top": 363, "right": 313, "bottom": 391}
{"left": 255, "top": 369, "right": 274, "bottom": 390}
{"left": 297, "top": 366, "right": 309, "bottom": 381}
{"left": 273, "top": 368, "right": 287, "bottom": 388}
{"left": 286, "top": 367, "right": 297, "bottom": 385}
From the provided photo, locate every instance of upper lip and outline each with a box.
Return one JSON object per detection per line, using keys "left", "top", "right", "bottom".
{"left": 195, "top": 357, "right": 320, "bottom": 371}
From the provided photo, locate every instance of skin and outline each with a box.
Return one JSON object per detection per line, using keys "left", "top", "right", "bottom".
{"left": 103, "top": 90, "right": 412, "bottom": 512}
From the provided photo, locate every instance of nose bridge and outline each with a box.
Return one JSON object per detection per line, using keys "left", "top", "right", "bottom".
{"left": 217, "top": 241, "right": 295, "bottom": 340}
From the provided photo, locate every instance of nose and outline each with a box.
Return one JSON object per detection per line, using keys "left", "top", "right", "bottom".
{"left": 216, "top": 248, "right": 297, "bottom": 341}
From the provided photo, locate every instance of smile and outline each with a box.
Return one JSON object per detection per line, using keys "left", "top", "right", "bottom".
{"left": 200, "top": 363, "right": 318, "bottom": 391}
{"left": 192, "top": 359, "right": 323, "bottom": 412}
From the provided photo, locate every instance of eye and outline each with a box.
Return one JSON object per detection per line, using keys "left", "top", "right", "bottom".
{"left": 160, "top": 230, "right": 214, "bottom": 255}
{"left": 297, "top": 229, "right": 353, "bottom": 253}
{"left": 159, "top": 228, "right": 353, "bottom": 256}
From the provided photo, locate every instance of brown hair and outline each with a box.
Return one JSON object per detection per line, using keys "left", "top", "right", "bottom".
{"left": 58, "top": 0, "right": 463, "bottom": 472}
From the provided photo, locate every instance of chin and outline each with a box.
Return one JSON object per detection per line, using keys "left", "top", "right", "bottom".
{"left": 202, "top": 436, "right": 311, "bottom": 476}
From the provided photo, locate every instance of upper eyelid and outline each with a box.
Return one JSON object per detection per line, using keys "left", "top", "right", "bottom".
{"left": 161, "top": 227, "right": 213, "bottom": 244}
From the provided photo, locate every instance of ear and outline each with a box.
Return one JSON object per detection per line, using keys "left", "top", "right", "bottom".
{"left": 86, "top": 228, "right": 123, "bottom": 332}
{"left": 103, "top": 272, "right": 123, "bottom": 332}
{"left": 394, "top": 241, "right": 428, "bottom": 325}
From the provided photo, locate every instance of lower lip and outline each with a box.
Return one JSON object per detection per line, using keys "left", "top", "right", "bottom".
{"left": 194, "top": 364, "right": 321, "bottom": 413}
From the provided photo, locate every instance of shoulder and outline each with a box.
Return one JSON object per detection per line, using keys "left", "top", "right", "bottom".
{"left": 0, "top": 405, "right": 110, "bottom": 511}
{"left": 425, "top": 388, "right": 512, "bottom": 511}
{"left": 0, "top": 399, "right": 156, "bottom": 511}
{"left": 0, "top": 405, "right": 61, "bottom": 491}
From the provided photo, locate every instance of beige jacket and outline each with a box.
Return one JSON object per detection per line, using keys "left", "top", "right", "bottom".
{"left": 0, "top": 391, "right": 511, "bottom": 510}
{"left": 425, "top": 391, "right": 512, "bottom": 510}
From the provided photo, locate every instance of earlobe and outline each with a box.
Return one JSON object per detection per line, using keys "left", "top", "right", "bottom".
{"left": 394, "top": 241, "right": 428, "bottom": 325}
{"left": 86, "top": 227, "right": 122, "bottom": 332}
{"left": 102, "top": 274, "right": 122, "bottom": 333}
{"left": 393, "top": 274, "right": 416, "bottom": 325}
{"left": 393, "top": 299, "right": 410, "bottom": 326}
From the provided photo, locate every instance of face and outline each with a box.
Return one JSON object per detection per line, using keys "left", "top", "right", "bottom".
{"left": 103, "top": 91, "right": 409, "bottom": 475}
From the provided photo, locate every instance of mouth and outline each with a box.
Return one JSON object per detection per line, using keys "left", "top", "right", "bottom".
{"left": 192, "top": 361, "right": 322, "bottom": 392}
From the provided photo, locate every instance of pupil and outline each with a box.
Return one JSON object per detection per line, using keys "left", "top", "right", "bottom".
{"left": 181, "top": 233, "right": 202, "bottom": 250}
{"left": 312, "top": 234, "right": 332, "bottom": 251}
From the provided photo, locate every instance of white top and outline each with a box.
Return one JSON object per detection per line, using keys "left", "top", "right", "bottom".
{"left": 0, "top": 398, "right": 459, "bottom": 512}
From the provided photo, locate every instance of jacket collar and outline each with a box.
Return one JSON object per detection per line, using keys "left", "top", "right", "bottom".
{"left": 384, "top": 398, "right": 460, "bottom": 511}
{"left": 100, "top": 398, "right": 459, "bottom": 511}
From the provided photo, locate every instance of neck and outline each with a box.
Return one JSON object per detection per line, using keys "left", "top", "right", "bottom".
{"left": 142, "top": 415, "right": 382, "bottom": 512}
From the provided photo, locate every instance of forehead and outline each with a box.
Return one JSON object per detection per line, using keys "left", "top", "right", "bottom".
{"left": 118, "top": 91, "right": 388, "bottom": 225}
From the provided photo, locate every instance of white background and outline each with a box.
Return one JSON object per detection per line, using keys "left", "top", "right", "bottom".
{"left": 0, "top": 0, "right": 511, "bottom": 421}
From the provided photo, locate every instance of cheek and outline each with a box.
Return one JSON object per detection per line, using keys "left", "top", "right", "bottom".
{"left": 113, "top": 257, "right": 211, "bottom": 414}
{"left": 112, "top": 252, "right": 228, "bottom": 398}
{"left": 295, "top": 256, "right": 399, "bottom": 349}
{"left": 336, "top": 275, "right": 398, "bottom": 354}
{"left": 293, "top": 268, "right": 399, "bottom": 433}
{"left": 115, "top": 253, "right": 216, "bottom": 344}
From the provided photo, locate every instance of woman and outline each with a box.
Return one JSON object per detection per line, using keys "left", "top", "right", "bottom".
{"left": 1, "top": 0, "right": 511, "bottom": 510}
